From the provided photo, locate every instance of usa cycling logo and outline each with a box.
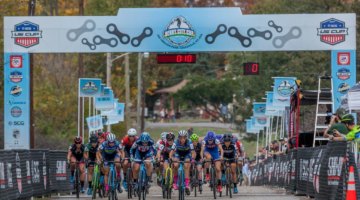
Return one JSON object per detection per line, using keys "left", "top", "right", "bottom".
{"left": 317, "top": 18, "right": 348, "bottom": 45}
{"left": 11, "top": 21, "right": 42, "bottom": 48}
{"left": 158, "top": 16, "right": 201, "bottom": 49}
{"left": 337, "top": 68, "right": 350, "bottom": 80}
{"left": 10, "top": 71, "right": 23, "bottom": 83}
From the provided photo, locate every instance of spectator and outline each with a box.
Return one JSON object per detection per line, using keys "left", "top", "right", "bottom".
{"left": 242, "top": 160, "right": 250, "bottom": 186}
{"left": 324, "top": 108, "right": 348, "bottom": 139}
{"left": 331, "top": 114, "right": 360, "bottom": 141}
{"left": 187, "top": 127, "right": 194, "bottom": 138}
{"left": 160, "top": 108, "right": 165, "bottom": 123}
{"left": 279, "top": 138, "right": 287, "bottom": 153}
{"left": 169, "top": 109, "right": 176, "bottom": 122}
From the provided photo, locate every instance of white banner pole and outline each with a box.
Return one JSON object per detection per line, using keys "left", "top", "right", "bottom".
{"left": 78, "top": 96, "right": 80, "bottom": 137}
{"left": 82, "top": 97, "right": 85, "bottom": 143}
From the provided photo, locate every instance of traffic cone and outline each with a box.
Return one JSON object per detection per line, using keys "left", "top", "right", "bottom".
{"left": 346, "top": 166, "right": 357, "bottom": 200}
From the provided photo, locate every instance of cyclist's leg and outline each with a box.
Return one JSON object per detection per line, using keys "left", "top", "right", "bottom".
{"left": 114, "top": 156, "right": 121, "bottom": 179}
{"left": 196, "top": 162, "right": 202, "bottom": 181}
{"left": 144, "top": 152, "right": 153, "bottom": 181}
{"left": 230, "top": 162, "right": 238, "bottom": 192}
{"left": 211, "top": 149, "right": 222, "bottom": 191}
{"left": 79, "top": 159, "right": 86, "bottom": 191}
{"left": 87, "top": 162, "right": 94, "bottom": 193}
{"left": 172, "top": 154, "right": 180, "bottom": 189}
{"left": 132, "top": 150, "right": 142, "bottom": 182}
{"left": 204, "top": 151, "right": 212, "bottom": 182}
{"left": 163, "top": 161, "right": 169, "bottom": 178}
{"left": 70, "top": 156, "right": 77, "bottom": 180}
{"left": 184, "top": 155, "right": 191, "bottom": 193}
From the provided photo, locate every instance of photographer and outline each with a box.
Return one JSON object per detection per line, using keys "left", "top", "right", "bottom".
{"left": 323, "top": 108, "right": 348, "bottom": 139}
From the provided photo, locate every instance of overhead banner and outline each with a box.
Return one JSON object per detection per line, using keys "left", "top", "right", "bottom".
{"left": 273, "top": 77, "right": 297, "bottom": 108}
{"left": 4, "top": 53, "right": 30, "bottom": 150}
{"left": 78, "top": 78, "right": 102, "bottom": 97}
{"left": 4, "top": 9, "right": 356, "bottom": 53}
{"left": 331, "top": 50, "right": 356, "bottom": 111}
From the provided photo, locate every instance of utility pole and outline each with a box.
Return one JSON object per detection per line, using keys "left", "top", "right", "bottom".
{"left": 106, "top": 53, "right": 112, "bottom": 132}
{"left": 28, "top": 0, "right": 36, "bottom": 149}
{"left": 137, "top": 53, "right": 143, "bottom": 132}
{"left": 125, "top": 54, "right": 131, "bottom": 131}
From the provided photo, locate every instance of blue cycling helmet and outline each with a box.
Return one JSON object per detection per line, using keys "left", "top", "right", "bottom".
{"left": 139, "top": 132, "right": 151, "bottom": 143}
{"left": 206, "top": 131, "right": 216, "bottom": 140}
{"left": 216, "top": 134, "right": 223, "bottom": 141}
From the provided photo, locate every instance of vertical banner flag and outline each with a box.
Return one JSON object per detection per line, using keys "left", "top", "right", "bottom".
{"left": 4, "top": 53, "right": 30, "bottom": 149}
{"left": 78, "top": 78, "right": 102, "bottom": 97}
{"left": 265, "top": 91, "right": 283, "bottom": 116}
{"left": 272, "top": 77, "right": 297, "bottom": 108}
{"left": 253, "top": 102, "right": 269, "bottom": 128}
{"left": 331, "top": 50, "right": 356, "bottom": 111}
{"left": 86, "top": 115, "right": 103, "bottom": 131}
{"left": 251, "top": 117, "right": 262, "bottom": 132}
{"left": 95, "top": 87, "right": 115, "bottom": 110}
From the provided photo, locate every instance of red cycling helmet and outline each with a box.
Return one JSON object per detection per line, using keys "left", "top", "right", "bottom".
{"left": 74, "top": 136, "right": 82, "bottom": 144}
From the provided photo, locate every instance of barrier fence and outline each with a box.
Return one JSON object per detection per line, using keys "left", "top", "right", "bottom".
{"left": 0, "top": 150, "right": 71, "bottom": 200}
{"left": 249, "top": 141, "right": 360, "bottom": 200}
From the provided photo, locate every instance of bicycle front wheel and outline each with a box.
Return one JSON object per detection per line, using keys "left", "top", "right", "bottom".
{"left": 75, "top": 168, "right": 80, "bottom": 198}
{"left": 127, "top": 168, "right": 133, "bottom": 199}
{"left": 210, "top": 166, "right": 216, "bottom": 199}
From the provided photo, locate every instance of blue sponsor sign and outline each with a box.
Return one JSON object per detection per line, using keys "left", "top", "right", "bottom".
{"left": 78, "top": 78, "right": 102, "bottom": 97}
{"left": 86, "top": 115, "right": 103, "bottom": 131}
{"left": 272, "top": 77, "right": 297, "bottom": 108}
{"left": 331, "top": 50, "right": 356, "bottom": 111}
{"left": 4, "top": 53, "right": 30, "bottom": 149}
{"left": 253, "top": 102, "right": 266, "bottom": 117}
{"left": 96, "top": 88, "right": 115, "bottom": 110}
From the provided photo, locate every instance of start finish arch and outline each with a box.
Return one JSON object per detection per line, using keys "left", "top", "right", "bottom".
{"left": 3, "top": 8, "right": 356, "bottom": 149}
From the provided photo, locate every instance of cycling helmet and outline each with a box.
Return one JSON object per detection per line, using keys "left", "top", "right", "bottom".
{"left": 341, "top": 114, "right": 354, "bottom": 124}
{"left": 178, "top": 130, "right": 188, "bottom": 137}
{"left": 206, "top": 131, "right": 216, "bottom": 140}
{"left": 90, "top": 134, "right": 98, "bottom": 143}
{"left": 74, "top": 136, "right": 82, "bottom": 144}
{"left": 216, "top": 134, "right": 223, "bottom": 141}
{"left": 190, "top": 134, "right": 199, "bottom": 142}
{"left": 166, "top": 132, "right": 175, "bottom": 141}
{"left": 139, "top": 132, "right": 151, "bottom": 143}
{"left": 127, "top": 128, "right": 137, "bottom": 136}
{"left": 107, "top": 133, "right": 116, "bottom": 142}
{"left": 161, "top": 132, "right": 167, "bottom": 141}
{"left": 223, "top": 133, "right": 232, "bottom": 142}
{"left": 232, "top": 135, "right": 238, "bottom": 142}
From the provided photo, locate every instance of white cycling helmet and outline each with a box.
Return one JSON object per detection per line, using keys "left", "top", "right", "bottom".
{"left": 127, "top": 128, "right": 137, "bottom": 136}
{"left": 178, "top": 130, "right": 188, "bottom": 137}
{"left": 161, "top": 132, "right": 167, "bottom": 140}
{"left": 107, "top": 133, "right": 116, "bottom": 142}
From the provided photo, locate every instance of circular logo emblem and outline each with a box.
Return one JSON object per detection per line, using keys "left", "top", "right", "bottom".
{"left": 159, "top": 16, "right": 199, "bottom": 49}
{"left": 82, "top": 81, "right": 98, "bottom": 94}
{"left": 11, "top": 106, "right": 22, "bottom": 118}
{"left": 10, "top": 85, "right": 22, "bottom": 97}
{"left": 277, "top": 80, "right": 293, "bottom": 97}
{"left": 336, "top": 68, "right": 350, "bottom": 80}
{"left": 10, "top": 71, "right": 23, "bottom": 83}
{"left": 12, "top": 129, "right": 20, "bottom": 139}
{"left": 338, "top": 83, "right": 350, "bottom": 94}
{"left": 257, "top": 117, "right": 267, "bottom": 125}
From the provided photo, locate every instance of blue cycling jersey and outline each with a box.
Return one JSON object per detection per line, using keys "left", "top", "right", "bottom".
{"left": 99, "top": 141, "right": 122, "bottom": 155}
{"left": 174, "top": 139, "right": 193, "bottom": 156}
{"left": 202, "top": 138, "right": 220, "bottom": 149}
{"left": 130, "top": 139, "right": 155, "bottom": 155}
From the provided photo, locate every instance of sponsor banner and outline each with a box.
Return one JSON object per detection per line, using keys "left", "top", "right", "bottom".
{"left": 331, "top": 50, "right": 356, "bottom": 111}
{"left": 249, "top": 142, "right": 354, "bottom": 200}
{"left": 265, "top": 91, "right": 282, "bottom": 116}
{"left": 253, "top": 102, "right": 266, "bottom": 117}
{"left": 4, "top": 53, "right": 30, "bottom": 150}
{"left": 86, "top": 115, "right": 103, "bottom": 132}
{"left": 95, "top": 87, "right": 115, "bottom": 110}
{"left": 78, "top": 78, "right": 102, "bottom": 97}
{"left": 272, "top": 77, "right": 297, "bottom": 108}
{"left": 102, "top": 102, "right": 125, "bottom": 123}
{"left": 4, "top": 11, "right": 355, "bottom": 53}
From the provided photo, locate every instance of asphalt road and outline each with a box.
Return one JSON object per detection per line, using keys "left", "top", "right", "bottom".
{"left": 52, "top": 184, "right": 305, "bottom": 200}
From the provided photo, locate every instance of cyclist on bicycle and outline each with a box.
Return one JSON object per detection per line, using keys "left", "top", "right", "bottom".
{"left": 121, "top": 128, "right": 138, "bottom": 191}
{"left": 170, "top": 130, "right": 195, "bottom": 195}
{"left": 84, "top": 134, "right": 99, "bottom": 195}
{"left": 156, "top": 132, "right": 176, "bottom": 185}
{"left": 190, "top": 133, "right": 204, "bottom": 192}
{"left": 67, "top": 136, "right": 86, "bottom": 193}
{"left": 201, "top": 131, "right": 224, "bottom": 193}
{"left": 232, "top": 135, "right": 245, "bottom": 177}
{"left": 96, "top": 133, "right": 123, "bottom": 196}
{"left": 222, "top": 133, "right": 239, "bottom": 194}
{"left": 155, "top": 132, "right": 167, "bottom": 183}
{"left": 130, "top": 132, "right": 155, "bottom": 188}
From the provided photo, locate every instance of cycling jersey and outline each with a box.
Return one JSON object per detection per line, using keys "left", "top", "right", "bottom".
{"left": 121, "top": 136, "right": 138, "bottom": 157}
{"left": 69, "top": 144, "right": 85, "bottom": 161}
{"left": 222, "top": 144, "right": 237, "bottom": 163}
{"left": 173, "top": 139, "right": 194, "bottom": 160}
{"left": 131, "top": 139, "right": 155, "bottom": 162}
{"left": 99, "top": 141, "right": 122, "bottom": 161}
{"left": 202, "top": 138, "right": 220, "bottom": 160}
{"left": 84, "top": 143, "right": 98, "bottom": 161}
{"left": 193, "top": 142, "right": 202, "bottom": 161}
{"left": 158, "top": 141, "right": 176, "bottom": 160}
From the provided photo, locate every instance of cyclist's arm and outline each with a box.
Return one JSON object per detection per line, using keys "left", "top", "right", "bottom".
{"left": 96, "top": 146, "right": 103, "bottom": 162}
{"left": 156, "top": 144, "right": 164, "bottom": 160}
{"left": 190, "top": 143, "right": 196, "bottom": 160}
{"left": 218, "top": 143, "right": 224, "bottom": 159}
{"left": 67, "top": 146, "right": 72, "bottom": 162}
{"left": 200, "top": 143, "right": 205, "bottom": 160}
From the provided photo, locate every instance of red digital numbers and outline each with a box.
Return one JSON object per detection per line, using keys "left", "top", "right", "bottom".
{"left": 157, "top": 54, "right": 196, "bottom": 64}
{"left": 244, "top": 62, "right": 259, "bottom": 75}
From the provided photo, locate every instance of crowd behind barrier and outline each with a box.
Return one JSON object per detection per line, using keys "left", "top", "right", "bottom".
{"left": 249, "top": 141, "right": 360, "bottom": 200}
{"left": 0, "top": 150, "right": 71, "bottom": 200}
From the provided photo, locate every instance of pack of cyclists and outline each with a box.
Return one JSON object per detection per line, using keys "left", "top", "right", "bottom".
{"left": 67, "top": 128, "right": 245, "bottom": 197}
